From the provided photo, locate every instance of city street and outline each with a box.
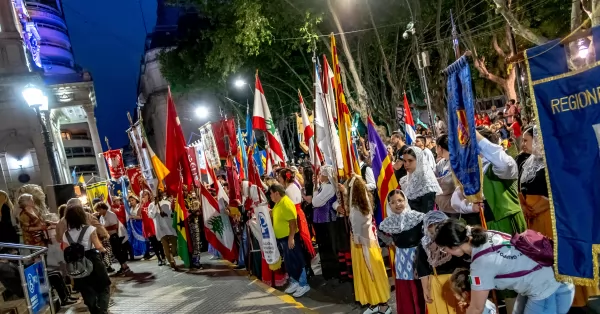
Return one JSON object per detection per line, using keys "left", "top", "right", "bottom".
{"left": 60, "top": 254, "right": 366, "bottom": 314}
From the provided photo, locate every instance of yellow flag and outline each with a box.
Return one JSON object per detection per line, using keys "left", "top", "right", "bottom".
{"left": 147, "top": 144, "right": 170, "bottom": 191}
{"left": 78, "top": 174, "right": 85, "bottom": 184}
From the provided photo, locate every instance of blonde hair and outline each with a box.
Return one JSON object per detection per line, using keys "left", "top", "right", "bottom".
{"left": 17, "top": 193, "right": 34, "bottom": 209}
{"left": 349, "top": 176, "right": 373, "bottom": 216}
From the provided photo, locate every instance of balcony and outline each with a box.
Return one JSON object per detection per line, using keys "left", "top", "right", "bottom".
{"left": 62, "top": 139, "right": 93, "bottom": 149}
{"left": 39, "top": 42, "right": 74, "bottom": 65}
{"left": 27, "top": 3, "right": 68, "bottom": 30}
{"left": 36, "top": 23, "right": 71, "bottom": 48}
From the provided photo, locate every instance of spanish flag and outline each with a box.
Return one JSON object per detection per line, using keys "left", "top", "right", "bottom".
{"left": 331, "top": 34, "right": 360, "bottom": 178}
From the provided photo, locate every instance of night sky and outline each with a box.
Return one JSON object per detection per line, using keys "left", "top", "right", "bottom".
{"left": 62, "top": 0, "right": 157, "bottom": 151}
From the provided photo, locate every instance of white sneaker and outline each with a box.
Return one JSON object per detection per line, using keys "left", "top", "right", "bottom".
{"left": 363, "top": 306, "right": 380, "bottom": 314}
{"left": 284, "top": 282, "right": 299, "bottom": 294}
{"left": 292, "top": 285, "right": 310, "bottom": 298}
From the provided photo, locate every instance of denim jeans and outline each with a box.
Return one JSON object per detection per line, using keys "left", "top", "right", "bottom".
{"left": 513, "top": 283, "right": 575, "bottom": 314}
{"left": 289, "top": 269, "right": 308, "bottom": 287}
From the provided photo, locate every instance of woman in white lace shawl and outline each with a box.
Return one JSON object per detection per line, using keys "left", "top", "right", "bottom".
{"left": 400, "top": 146, "right": 442, "bottom": 213}
{"left": 380, "top": 189, "right": 426, "bottom": 314}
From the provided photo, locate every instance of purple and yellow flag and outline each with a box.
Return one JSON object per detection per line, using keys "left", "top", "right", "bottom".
{"left": 367, "top": 118, "right": 399, "bottom": 221}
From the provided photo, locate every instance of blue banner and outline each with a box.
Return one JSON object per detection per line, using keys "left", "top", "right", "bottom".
{"left": 524, "top": 26, "right": 600, "bottom": 284}
{"left": 120, "top": 177, "right": 146, "bottom": 256}
{"left": 24, "top": 261, "right": 49, "bottom": 314}
{"left": 445, "top": 56, "right": 482, "bottom": 201}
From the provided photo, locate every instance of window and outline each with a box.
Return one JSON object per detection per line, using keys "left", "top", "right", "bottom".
{"left": 64, "top": 147, "right": 95, "bottom": 158}
{"left": 70, "top": 133, "right": 90, "bottom": 140}
{"left": 61, "top": 132, "right": 71, "bottom": 140}
{"left": 69, "top": 164, "right": 98, "bottom": 176}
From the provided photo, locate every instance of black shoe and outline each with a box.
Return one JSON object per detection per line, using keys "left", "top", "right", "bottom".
{"left": 234, "top": 265, "right": 245, "bottom": 270}
{"left": 106, "top": 267, "right": 116, "bottom": 273}
{"left": 158, "top": 260, "right": 166, "bottom": 266}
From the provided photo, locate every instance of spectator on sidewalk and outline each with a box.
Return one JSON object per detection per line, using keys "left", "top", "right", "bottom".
{"left": 0, "top": 190, "right": 18, "bottom": 244}
{"left": 63, "top": 204, "right": 111, "bottom": 314}
{"left": 269, "top": 184, "right": 310, "bottom": 298}
{"left": 149, "top": 191, "right": 179, "bottom": 270}
{"left": 95, "top": 202, "right": 131, "bottom": 275}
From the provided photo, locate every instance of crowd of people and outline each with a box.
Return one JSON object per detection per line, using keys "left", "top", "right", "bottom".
{"left": 0, "top": 99, "right": 594, "bottom": 314}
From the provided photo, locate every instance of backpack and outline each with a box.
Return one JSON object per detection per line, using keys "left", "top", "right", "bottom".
{"left": 472, "top": 230, "right": 554, "bottom": 279}
{"left": 63, "top": 225, "right": 94, "bottom": 278}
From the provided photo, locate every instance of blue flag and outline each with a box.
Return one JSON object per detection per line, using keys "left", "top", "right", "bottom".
{"left": 237, "top": 128, "right": 248, "bottom": 178}
{"left": 524, "top": 26, "right": 600, "bottom": 284}
{"left": 246, "top": 108, "right": 254, "bottom": 147}
{"left": 71, "top": 167, "right": 77, "bottom": 185}
{"left": 120, "top": 177, "right": 146, "bottom": 257}
{"left": 445, "top": 56, "right": 482, "bottom": 201}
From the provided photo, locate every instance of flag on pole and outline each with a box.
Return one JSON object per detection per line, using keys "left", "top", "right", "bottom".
{"left": 298, "top": 90, "right": 323, "bottom": 170}
{"left": 316, "top": 61, "right": 343, "bottom": 171}
{"left": 403, "top": 93, "right": 417, "bottom": 145}
{"left": 367, "top": 118, "right": 399, "bottom": 222}
{"left": 200, "top": 182, "right": 237, "bottom": 261}
{"left": 253, "top": 72, "right": 286, "bottom": 165}
{"left": 322, "top": 56, "right": 337, "bottom": 120}
{"left": 148, "top": 144, "right": 170, "bottom": 191}
{"left": 172, "top": 187, "right": 191, "bottom": 267}
{"left": 165, "top": 87, "right": 193, "bottom": 195}
{"left": 331, "top": 35, "right": 360, "bottom": 178}
{"left": 237, "top": 127, "right": 247, "bottom": 179}
{"left": 78, "top": 174, "right": 86, "bottom": 186}
{"left": 71, "top": 167, "right": 77, "bottom": 185}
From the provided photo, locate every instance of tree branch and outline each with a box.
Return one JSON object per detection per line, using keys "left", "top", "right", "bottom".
{"left": 473, "top": 57, "right": 506, "bottom": 86}
{"left": 492, "top": 34, "right": 507, "bottom": 58}
{"left": 491, "top": 0, "right": 548, "bottom": 45}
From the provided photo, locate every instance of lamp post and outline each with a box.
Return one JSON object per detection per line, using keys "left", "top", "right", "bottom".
{"left": 234, "top": 79, "right": 254, "bottom": 96}
{"left": 22, "top": 85, "right": 59, "bottom": 184}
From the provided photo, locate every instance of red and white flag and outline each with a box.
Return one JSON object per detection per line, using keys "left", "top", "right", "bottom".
{"left": 299, "top": 91, "right": 323, "bottom": 171}
{"left": 253, "top": 73, "right": 286, "bottom": 165}
{"left": 315, "top": 61, "right": 343, "bottom": 171}
{"left": 200, "top": 182, "right": 237, "bottom": 261}
{"left": 103, "top": 149, "right": 126, "bottom": 180}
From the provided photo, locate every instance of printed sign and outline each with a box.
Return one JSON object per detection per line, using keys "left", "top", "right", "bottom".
{"left": 24, "top": 261, "right": 49, "bottom": 314}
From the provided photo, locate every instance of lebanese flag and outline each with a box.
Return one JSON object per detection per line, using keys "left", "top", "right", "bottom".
{"left": 299, "top": 90, "right": 323, "bottom": 171}
{"left": 253, "top": 73, "right": 285, "bottom": 165}
{"left": 200, "top": 182, "right": 237, "bottom": 262}
{"left": 404, "top": 93, "right": 417, "bottom": 145}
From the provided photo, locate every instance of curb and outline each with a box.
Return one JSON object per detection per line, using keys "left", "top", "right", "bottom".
{"left": 222, "top": 259, "right": 318, "bottom": 313}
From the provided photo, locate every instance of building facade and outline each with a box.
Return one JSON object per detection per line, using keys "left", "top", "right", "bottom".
{"left": 0, "top": 0, "right": 107, "bottom": 205}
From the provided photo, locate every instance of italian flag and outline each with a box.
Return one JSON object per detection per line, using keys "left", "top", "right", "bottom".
{"left": 253, "top": 73, "right": 286, "bottom": 165}
{"left": 200, "top": 182, "right": 237, "bottom": 262}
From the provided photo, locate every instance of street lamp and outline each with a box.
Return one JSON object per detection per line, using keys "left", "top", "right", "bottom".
{"left": 22, "top": 85, "right": 59, "bottom": 184}
{"left": 195, "top": 106, "right": 209, "bottom": 119}
{"left": 234, "top": 78, "right": 254, "bottom": 95}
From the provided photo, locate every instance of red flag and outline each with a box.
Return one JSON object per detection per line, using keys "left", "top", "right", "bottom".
{"left": 211, "top": 119, "right": 238, "bottom": 158}
{"left": 298, "top": 91, "right": 323, "bottom": 171}
{"left": 165, "top": 88, "right": 193, "bottom": 195}
{"left": 185, "top": 147, "right": 201, "bottom": 188}
{"left": 103, "top": 149, "right": 126, "bottom": 180}
{"left": 253, "top": 73, "right": 285, "bottom": 165}
{"left": 126, "top": 166, "right": 149, "bottom": 197}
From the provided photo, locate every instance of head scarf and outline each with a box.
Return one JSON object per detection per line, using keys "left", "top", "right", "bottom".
{"left": 520, "top": 126, "right": 545, "bottom": 184}
{"left": 401, "top": 146, "right": 442, "bottom": 200}
{"left": 379, "top": 190, "right": 425, "bottom": 234}
{"left": 420, "top": 211, "right": 453, "bottom": 267}
{"left": 319, "top": 165, "right": 336, "bottom": 185}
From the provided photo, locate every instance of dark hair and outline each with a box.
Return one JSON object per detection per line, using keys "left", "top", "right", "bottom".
{"left": 404, "top": 147, "right": 417, "bottom": 159}
{"left": 513, "top": 114, "right": 523, "bottom": 127}
{"left": 268, "top": 184, "right": 287, "bottom": 197}
{"left": 434, "top": 219, "right": 488, "bottom": 248}
{"left": 93, "top": 202, "right": 109, "bottom": 212}
{"left": 65, "top": 205, "right": 88, "bottom": 230}
{"left": 476, "top": 127, "right": 499, "bottom": 144}
{"left": 509, "top": 99, "right": 516, "bottom": 105}
{"left": 450, "top": 268, "right": 472, "bottom": 295}
{"left": 387, "top": 189, "right": 405, "bottom": 202}
{"left": 279, "top": 168, "right": 295, "bottom": 184}
{"left": 58, "top": 204, "right": 67, "bottom": 219}
{"left": 391, "top": 131, "right": 402, "bottom": 139}
{"left": 436, "top": 134, "right": 449, "bottom": 151}
{"left": 524, "top": 127, "right": 534, "bottom": 137}
{"left": 416, "top": 135, "right": 426, "bottom": 143}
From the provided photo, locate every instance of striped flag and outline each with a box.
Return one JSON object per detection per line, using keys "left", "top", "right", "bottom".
{"left": 172, "top": 188, "right": 191, "bottom": 267}
{"left": 331, "top": 35, "right": 360, "bottom": 178}
{"left": 253, "top": 73, "right": 285, "bottom": 165}
{"left": 367, "top": 118, "right": 399, "bottom": 221}
{"left": 403, "top": 93, "right": 417, "bottom": 145}
{"left": 298, "top": 90, "right": 323, "bottom": 170}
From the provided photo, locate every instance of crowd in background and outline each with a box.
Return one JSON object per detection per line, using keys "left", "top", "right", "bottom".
{"left": 0, "top": 99, "right": 592, "bottom": 314}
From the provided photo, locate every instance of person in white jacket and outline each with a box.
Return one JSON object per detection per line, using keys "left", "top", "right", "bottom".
{"left": 148, "top": 191, "right": 178, "bottom": 269}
